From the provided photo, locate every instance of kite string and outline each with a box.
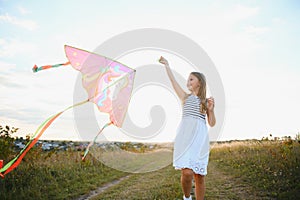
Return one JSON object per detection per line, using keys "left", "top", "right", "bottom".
{"left": 82, "top": 121, "right": 113, "bottom": 161}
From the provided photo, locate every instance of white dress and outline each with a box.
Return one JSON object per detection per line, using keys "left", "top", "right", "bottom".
{"left": 173, "top": 95, "right": 209, "bottom": 175}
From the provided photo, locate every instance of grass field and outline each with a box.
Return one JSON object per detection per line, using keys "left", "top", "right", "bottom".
{"left": 210, "top": 140, "right": 300, "bottom": 199}
{"left": 89, "top": 139, "right": 300, "bottom": 200}
{"left": 90, "top": 145, "right": 173, "bottom": 173}
{"left": 1, "top": 138, "right": 299, "bottom": 199}
{"left": 0, "top": 149, "right": 128, "bottom": 199}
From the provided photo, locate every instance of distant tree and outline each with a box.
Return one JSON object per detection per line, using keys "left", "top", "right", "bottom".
{"left": 0, "top": 125, "right": 19, "bottom": 159}
{"left": 295, "top": 132, "right": 300, "bottom": 142}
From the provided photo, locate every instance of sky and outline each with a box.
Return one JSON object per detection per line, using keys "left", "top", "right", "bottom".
{"left": 0, "top": 0, "right": 299, "bottom": 142}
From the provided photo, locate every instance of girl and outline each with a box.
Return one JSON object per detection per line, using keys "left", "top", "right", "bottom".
{"left": 159, "top": 56, "right": 216, "bottom": 200}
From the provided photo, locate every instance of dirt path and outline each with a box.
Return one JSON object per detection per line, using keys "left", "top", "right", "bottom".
{"left": 75, "top": 175, "right": 131, "bottom": 200}
{"left": 76, "top": 161, "right": 267, "bottom": 199}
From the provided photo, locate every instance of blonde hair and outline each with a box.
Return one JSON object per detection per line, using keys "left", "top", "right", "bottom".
{"left": 190, "top": 72, "right": 207, "bottom": 113}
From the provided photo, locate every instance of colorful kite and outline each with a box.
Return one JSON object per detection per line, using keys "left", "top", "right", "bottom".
{"left": 0, "top": 45, "right": 136, "bottom": 178}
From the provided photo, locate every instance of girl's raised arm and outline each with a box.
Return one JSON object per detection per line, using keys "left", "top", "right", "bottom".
{"left": 159, "top": 56, "right": 187, "bottom": 100}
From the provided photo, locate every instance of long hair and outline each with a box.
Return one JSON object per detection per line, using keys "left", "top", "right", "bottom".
{"left": 191, "top": 72, "right": 207, "bottom": 113}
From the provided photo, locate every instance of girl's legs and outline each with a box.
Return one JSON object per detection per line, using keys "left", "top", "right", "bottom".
{"left": 194, "top": 174, "right": 205, "bottom": 200}
{"left": 181, "top": 168, "right": 194, "bottom": 198}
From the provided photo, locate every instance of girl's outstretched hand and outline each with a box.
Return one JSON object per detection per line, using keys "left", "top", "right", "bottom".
{"left": 207, "top": 97, "right": 215, "bottom": 111}
{"left": 159, "top": 56, "right": 169, "bottom": 66}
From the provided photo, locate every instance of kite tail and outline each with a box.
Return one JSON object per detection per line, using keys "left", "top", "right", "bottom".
{"left": 0, "top": 99, "right": 88, "bottom": 178}
{"left": 32, "top": 61, "right": 70, "bottom": 73}
{"left": 82, "top": 122, "right": 113, "bottom": 161}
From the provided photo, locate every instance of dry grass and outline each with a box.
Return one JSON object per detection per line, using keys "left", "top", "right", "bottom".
{"left": 1, "top": 140, "right": 299, "bottom": 199}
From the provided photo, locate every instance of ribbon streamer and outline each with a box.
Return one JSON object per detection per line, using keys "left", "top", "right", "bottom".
{"left": 32, "top": 61, "right": 70, "bottom": 73}
{"left": 0, "top": 100, "right": 88, "bottom": 178}
{"left": 82, "top": 121, "right": 113, "bottom": 161}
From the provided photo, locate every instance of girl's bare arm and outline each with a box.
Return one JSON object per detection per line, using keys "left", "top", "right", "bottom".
{"left": 207, "top": 97, "right": 216, "bottom": 127}
{"left": 159, "top": 56, "right": 186, "bottom": 100}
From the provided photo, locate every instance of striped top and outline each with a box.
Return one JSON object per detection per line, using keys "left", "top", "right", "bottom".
{"left": 182, "top": 95, "right": 206, "bottom": 120}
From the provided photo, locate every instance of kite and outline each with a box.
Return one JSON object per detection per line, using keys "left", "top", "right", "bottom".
{"left": 0, "top": 45, "right": 136, "bottom": 178}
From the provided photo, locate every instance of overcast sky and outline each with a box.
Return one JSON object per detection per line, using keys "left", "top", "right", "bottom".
{"left": 1, "top": 0, "right": 299, "bottom": 142}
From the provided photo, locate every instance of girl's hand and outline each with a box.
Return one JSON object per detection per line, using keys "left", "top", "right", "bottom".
{"left": 207, "top": 97, "right": 215, "bottom": 111}
{"left": 159, "top": 56, "right": 169, "bottom": 66}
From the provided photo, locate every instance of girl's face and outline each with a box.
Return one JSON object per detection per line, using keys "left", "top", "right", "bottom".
{"left": 187, "top": 74, "right": 200, "bottom": 94}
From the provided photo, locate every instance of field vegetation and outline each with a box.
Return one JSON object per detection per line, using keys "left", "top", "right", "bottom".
{"left": 1, "top": 125, "right": 299, "bottom": 199}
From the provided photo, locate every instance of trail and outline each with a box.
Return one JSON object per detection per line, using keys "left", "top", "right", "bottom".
{"left": 75, "top": 175, "right": 131, "bottom": 200}
{"left": 76, "top": 161, "right": 270, "bottom": 199}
